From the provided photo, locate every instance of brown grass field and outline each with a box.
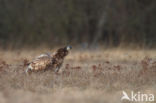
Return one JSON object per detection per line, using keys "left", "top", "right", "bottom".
{"left": 0, "top": 48, "right": 156, "bottom": 103}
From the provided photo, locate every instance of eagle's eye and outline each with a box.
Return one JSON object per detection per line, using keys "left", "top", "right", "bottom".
{"left": 66, "top": 45, "right": 72, "bottom": 51}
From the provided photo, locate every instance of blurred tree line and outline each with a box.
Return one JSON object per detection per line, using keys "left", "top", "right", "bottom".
{"left": 0, "top": 0, "right": 155, "bottom": 48}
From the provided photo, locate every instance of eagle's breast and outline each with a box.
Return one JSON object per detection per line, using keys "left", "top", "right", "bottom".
{"left": 52, "top": 58, "right": 63, "bottom": 68}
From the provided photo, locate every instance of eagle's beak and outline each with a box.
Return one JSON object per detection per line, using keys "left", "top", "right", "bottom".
{"left": 66, "top": 45, "right": 72, "bottom": 51}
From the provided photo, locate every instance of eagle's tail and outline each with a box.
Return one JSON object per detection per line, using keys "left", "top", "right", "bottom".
{"left": 25, "top": 64, "right": 32, "bottom": 74}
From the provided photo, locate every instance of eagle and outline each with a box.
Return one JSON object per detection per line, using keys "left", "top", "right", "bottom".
{"left": 25, "top": 46, "right": 72, "bottom": 73}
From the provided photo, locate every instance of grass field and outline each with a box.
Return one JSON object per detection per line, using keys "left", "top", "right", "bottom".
{"left": 0, "top": 48, "right": 156, "bottom": 103}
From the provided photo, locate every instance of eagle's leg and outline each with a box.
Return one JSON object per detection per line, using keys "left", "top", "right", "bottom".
{"left": 55, "top": 67, "right": 59, "bottom": 73}
{"left": 55, "top": 64, "right": 62, "bottom": 73}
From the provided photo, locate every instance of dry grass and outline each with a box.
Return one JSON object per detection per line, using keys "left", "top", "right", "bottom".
{"left": 0, "top": 48, "right": 156, "bottom": 103}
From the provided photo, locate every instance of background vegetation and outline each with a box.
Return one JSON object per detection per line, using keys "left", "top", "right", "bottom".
{"left": 0, "top": 49, "right": 156, "bottom": 103}
{"left": 0, "top": 0, "right": 156, "bottom": 48}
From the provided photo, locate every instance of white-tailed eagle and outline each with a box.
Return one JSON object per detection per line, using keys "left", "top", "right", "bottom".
{"left": 26, "top": 46, "right": 72, "bottom": 73}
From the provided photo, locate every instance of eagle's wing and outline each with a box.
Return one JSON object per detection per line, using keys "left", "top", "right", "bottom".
{"left": 34, "top": 53, "right": 51, "bottom": 60}
{"left": 27, "top": 53, "right": 53, "bottom": 71}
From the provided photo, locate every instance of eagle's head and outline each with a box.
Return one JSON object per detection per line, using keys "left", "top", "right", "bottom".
{"left": 56, "top": 45, "right": 72, "bottom": 58}
{"left": 65, "top": 45, "right": 72, "bottom": 51}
